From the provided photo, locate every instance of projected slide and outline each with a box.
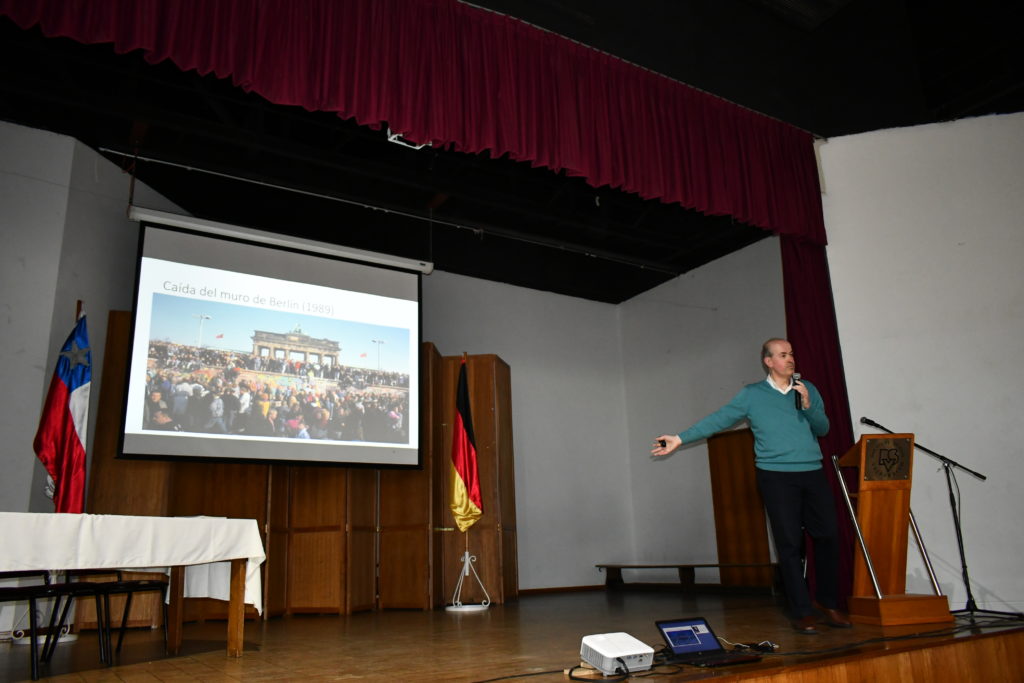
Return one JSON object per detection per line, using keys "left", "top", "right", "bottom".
{"left": 121, "top": 223, "right": 421, "bottom": 467}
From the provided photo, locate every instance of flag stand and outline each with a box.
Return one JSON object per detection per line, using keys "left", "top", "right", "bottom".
{"left": 446, "top": 355, "right": 489, "bottom": 612}
{"left": 446, "top": 534, "right": 491, "bottom": 613}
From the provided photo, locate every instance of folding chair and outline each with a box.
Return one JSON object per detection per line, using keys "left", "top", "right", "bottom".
{"left": 0, "top": 570, "right": 59, "bottom": 681}
{"left": 43, "top": 569, "right": 168, "bottom": 664}
{"left": 39, "top": 571, "right": 112, "bottom": 666}
{"left": 103, "top": 572, "right": 169, "bottom": 654}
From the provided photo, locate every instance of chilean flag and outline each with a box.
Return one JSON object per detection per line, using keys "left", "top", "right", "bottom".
{"left": 33, "top": 315, "right": 91, "bottom": 513}
{"left": 449, "top": 358, "right": 482, "bottom": 532}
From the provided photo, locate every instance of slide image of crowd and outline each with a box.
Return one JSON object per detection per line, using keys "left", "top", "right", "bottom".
{"left": 140, "top": 294, "right": 411, "bottom": 445}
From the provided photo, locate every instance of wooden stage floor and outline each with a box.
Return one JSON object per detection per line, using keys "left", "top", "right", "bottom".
{"left": 3, "top": 590, "right": 1022, "bottom": 682}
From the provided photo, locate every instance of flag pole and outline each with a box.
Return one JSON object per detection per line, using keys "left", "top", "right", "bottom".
{"left": 446, "top": 353, "right": 490, "bottom": 612}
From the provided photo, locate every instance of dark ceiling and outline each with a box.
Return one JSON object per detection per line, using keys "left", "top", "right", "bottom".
{"left": 2, "top": 0, "right": 1021, "bottom": 303}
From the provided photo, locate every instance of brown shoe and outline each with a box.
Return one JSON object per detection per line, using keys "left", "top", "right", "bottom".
{"left": 791, "top": 614, "right": 819, "bottom": 634}
{"left": 818, "top": 607, "right": 852, "bottom": 628}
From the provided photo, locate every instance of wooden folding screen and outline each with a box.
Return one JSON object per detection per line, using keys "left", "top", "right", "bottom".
{"left": 85, "top": 314, "right": 517, "bottom": 624}
{"left": 437, "top": 353, "right": 518, "bottom": 606}
{"left": 706, "top": 428, "right": 775, "bottom": 588}
{"left": 377, "top": 343, "right": 446, "bottom": 609}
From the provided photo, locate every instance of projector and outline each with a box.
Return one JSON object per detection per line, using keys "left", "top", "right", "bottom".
{"left": 580, "top": 632, "right": 654, "bottom": 675}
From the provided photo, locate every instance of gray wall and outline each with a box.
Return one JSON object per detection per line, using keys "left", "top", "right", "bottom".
{"left": 619, "top": 237, "right": 785, "bottom": 585}
{"left": 820, "top": 112, "right": 1024, "bottom": 613}
{"left": 1, "top": 120, "right": 780, "bottom": 592}
{"left": 422, "top": 273, "right": 632, "bottom": 588}
{"left": 5, "top": 114, "right": 1020, "bottom": 610}
{"left": 0, "top": 121, "right": 182, "bottom": 512}
{"left": 0, "top": 124, "right": 72, "bottom": 512}
{"left": 422, "top": 246, "right": 783, "bottom": 589}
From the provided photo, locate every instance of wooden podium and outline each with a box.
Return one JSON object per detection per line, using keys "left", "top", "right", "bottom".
{"left": 839, "top": 434, "right": 952, "bottom": 626}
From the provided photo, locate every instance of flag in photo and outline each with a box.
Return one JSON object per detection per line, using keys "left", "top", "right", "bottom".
{"left": 449, "top": 359, "right": 482, "bottom": 532}
{"left": 33, "top": 315, "right": 91, "bottom": 513}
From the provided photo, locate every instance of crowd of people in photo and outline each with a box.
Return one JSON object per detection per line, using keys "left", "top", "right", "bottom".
{"left": 143, "top": 341, "right": 410, "bottom": 444}
{"left": 148, "top": 342, "right": 409, "bottom": 388}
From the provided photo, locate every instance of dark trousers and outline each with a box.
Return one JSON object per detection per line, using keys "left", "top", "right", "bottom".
{"left": 756, "top": 467, "right": 840, "bottom": 618}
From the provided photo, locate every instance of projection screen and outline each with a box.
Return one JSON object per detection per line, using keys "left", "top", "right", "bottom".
{"left": 120, "top": 218, "right": 423, "bottom": 467}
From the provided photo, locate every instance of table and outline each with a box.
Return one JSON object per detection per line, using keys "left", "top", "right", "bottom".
{"left": 0, "top": 512, "right": 265, "bottom": 657}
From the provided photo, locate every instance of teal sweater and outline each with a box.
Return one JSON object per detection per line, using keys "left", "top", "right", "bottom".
{"left": 677, "top": 379, "right": 829, "bottom": 471}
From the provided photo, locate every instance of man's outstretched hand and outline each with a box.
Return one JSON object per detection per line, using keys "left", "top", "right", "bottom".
{"left": 651, "top": 434, "right": 681, "bottom": 456}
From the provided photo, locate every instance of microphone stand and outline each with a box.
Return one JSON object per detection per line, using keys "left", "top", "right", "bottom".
{"left": 860, "top": 417, "right": 1023, "bottom": 621}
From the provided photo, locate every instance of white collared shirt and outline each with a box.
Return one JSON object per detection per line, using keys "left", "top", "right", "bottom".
{"left": 766, "top": 374, "right": 795, "bottom": 395}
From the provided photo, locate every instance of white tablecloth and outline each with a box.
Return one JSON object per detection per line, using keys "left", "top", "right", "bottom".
{"left": 0, "top": 512, "right": 266, "bottom": 614}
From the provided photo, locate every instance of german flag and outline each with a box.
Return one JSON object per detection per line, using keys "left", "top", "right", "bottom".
{"left": 450, "top": 359, "right": 482, "bottom": 532}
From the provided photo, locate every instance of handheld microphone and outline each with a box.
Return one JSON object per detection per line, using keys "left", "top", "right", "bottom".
{"left": 793, "top": 373, "right": 802, "bottom": 410}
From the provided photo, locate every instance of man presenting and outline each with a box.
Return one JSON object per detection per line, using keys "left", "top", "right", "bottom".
{"left": 651, "top": 338, "right": 850, "bottom": 634}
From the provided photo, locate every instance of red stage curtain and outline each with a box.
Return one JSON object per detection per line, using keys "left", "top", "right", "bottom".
{"left": 0, "top": 0, "right": 826, "bottom": 245}
{"left": 3, "top": 0, "right": 856, "bottom": 600}
{"left": 781, "top": 235, "right": 857, "bottom": 606}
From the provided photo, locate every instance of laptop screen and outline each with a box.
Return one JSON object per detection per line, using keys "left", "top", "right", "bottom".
{"left": 655, "top": 617, "right": 725, "bottom": 656}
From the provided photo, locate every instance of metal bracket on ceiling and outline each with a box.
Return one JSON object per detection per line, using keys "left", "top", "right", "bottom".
{"left": 386, "top": 127, "right": 431, "bottom": 150}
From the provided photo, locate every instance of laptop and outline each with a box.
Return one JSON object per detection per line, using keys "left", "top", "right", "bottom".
{"left": 654, "top": 617, "right": 763, "bottom": 667}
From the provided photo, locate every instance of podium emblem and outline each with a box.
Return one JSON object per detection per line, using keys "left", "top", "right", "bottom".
{"left": 865, "top": 437, "right": 911, "bottom": 480}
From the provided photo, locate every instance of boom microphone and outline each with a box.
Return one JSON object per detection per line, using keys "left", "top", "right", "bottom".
{"left": 860, "top": 416, "right": 883, "bottom": 430}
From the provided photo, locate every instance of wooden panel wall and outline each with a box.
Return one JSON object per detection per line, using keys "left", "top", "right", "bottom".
{"left": 346, "top": 469, "right": 377, "bottom": 613}
{"left": 85, "top": 318, "right": 516, "bottom": 619}
{"left": 426, "top": 345, "right": 450, "bottom": 605}
{"left": 81, "top": 311, "right": 169, "bottom": 629}
{"left": 265, "top": 465, "right": 290, "bottom": 616}
{"left": 284, "top": 466, "right": 347, "bottom": 613}
{"left": 379, "top": 343, "right": 444, "bottom": 609}
{"left": 439, "top": 354, "right": 518, "bottom": 605}
{"left": 88, "top": 311, "right": 171, "bottom": 517}
{"left": 492, "top": 356, "right": 519, "bottom": 602}
{"left": 263, "top": 465, "right": 377, "bottom": 616}
{"left": 707, "top": 428, "right": 774, "bottom": 587}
